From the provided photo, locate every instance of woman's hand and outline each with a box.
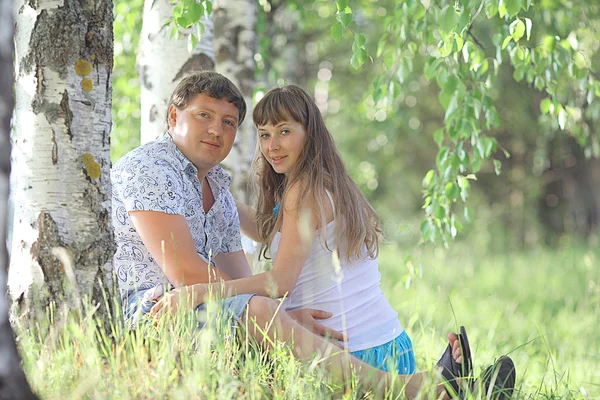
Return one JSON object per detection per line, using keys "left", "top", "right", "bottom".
{"left": 287, "top": 308, "right": 347, "bottom": 342}
{"left": 149, "top": 284, "right": 209, "bottom": 319}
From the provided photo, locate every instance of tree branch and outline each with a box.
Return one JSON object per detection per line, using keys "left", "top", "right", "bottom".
{"left": 468, "top": 31, "right": 485, "bottom": 50}
{"left": 468, "top": 0, "right": 486, "bottom": 28}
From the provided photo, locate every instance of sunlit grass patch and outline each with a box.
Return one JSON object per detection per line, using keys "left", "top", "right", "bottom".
{"left": 12, "top": 244, "right": 600, "bottom": 399}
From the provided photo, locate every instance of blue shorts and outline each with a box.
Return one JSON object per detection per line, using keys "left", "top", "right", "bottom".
{"left": 123, "top": 287, "right": 256, "bottom": 330}
{"left": 350, "top": 331, "right": 417, "bottom": 374}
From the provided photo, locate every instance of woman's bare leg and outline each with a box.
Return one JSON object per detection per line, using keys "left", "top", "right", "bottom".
{"left": 242, "top": 296, "right": 449, "bottom": 399}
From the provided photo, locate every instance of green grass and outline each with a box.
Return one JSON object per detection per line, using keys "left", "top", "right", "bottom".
{"left": 378, "top": 243, "right": 600, "bottom": 399}
{"left": 14, "top": 244, "right": 600, "bottom": 399}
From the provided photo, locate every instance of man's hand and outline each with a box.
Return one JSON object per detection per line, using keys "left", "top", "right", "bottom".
{"left": 287, "top": 309, "right": 347, "bottom": 342}
{"left": 150, "top": 284, "right": 208, "bottom": 319}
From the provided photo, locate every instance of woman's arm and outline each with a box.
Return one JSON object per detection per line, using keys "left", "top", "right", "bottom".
{"left": 198, "top": 184, "right": 317, "bottom": 299}
{"left": 235, "top": 200, "right": 261, "bottom": 242}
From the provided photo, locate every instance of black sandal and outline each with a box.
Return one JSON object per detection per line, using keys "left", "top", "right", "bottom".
{"left": 478, "top": 356, "right": 517, "bottom": 399}
{"left": 437, "top": 326, "right": 473, "bottom": 397}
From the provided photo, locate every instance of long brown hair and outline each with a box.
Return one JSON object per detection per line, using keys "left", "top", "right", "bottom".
{"left": 251, "top": 85, "right": 382, "bottom": 262}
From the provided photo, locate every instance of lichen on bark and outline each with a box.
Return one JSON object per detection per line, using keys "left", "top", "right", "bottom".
{"left": 21, "top": 1, "right": 113, "bottom": 77}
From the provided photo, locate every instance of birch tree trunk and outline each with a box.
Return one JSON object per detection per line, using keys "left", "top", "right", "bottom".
{"left": 9, "top": 0, "right": 114, "bottom": 317}
{"left": 137, "top": 0, "right": 214, "bottom": 144}
{"left": 214, "top": 0, "right": 257, "bottom": 204}
{"left": 0, "top": 0, "right": 38, "bottom": 397}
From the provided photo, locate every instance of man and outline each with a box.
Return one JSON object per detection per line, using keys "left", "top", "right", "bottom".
{"left": 111, "top": 71, "right": 469, "bottom": 398}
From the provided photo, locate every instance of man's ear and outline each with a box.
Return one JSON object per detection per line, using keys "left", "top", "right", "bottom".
{"left": 167, "top": 105, "right": 178, "bottom": 128}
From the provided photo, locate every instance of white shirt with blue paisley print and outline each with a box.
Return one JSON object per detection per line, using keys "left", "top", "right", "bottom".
{"left": 111, "top": 132, "right": 242, "bottom": 299}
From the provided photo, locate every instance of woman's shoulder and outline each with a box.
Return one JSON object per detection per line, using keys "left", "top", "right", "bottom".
{"left": 282, "top": 179, "right": 334, "bottom": 227}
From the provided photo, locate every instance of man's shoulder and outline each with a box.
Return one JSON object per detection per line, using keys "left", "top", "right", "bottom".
{"left": 113, "top": 135, "right": 182, "bottom": 174}
{"left": 208, "top": 165, "right": 232, "bottom": 190}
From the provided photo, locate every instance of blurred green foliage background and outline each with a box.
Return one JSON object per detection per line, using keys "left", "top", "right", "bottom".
{"left": 111, "top": 0, "right": 600, "bottom": 251}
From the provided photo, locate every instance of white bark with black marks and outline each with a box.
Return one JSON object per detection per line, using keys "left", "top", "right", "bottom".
{"left": 214, "top": 0, "right": 257, "bottom": 203}
{"left": 0, "top": 0, "right": 38, "bottom": 397}
{"left": 9, "top": 0, "right": 114, "bottom": 316}
{"left": 137, "top": 0, "right": 215, "bottom": 144}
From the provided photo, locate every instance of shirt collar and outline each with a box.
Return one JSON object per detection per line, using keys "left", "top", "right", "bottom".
{"left": 163, "top": 132, "right": 232, "bottom": 189}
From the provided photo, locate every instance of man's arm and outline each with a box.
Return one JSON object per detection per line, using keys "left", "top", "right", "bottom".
{"left": 212, "top": 250, "right": 252, "bottom": 280}
{"left": 129, "top": 210, "right": 232, "bottom": 286}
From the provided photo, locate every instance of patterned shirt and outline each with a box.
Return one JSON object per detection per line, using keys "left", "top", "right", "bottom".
{"left": 111, "top": 133, "right": 242, "bottom": 298}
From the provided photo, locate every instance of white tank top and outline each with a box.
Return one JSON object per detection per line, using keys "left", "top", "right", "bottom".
{"left": 272, "top": 193, "right": 403, "bottom": 352}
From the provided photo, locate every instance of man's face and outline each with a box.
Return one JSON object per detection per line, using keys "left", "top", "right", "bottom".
{"left": 168, "top": 93, "right": 239, "bottom": 176}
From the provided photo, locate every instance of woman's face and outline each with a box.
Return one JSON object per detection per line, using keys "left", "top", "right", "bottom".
{"left": 257, "top": 119, "right": 307, "bottom": 176}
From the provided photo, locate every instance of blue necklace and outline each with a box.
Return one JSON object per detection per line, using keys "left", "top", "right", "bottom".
{"left": 273, "top": 202, "right": 281, "bottom": 218}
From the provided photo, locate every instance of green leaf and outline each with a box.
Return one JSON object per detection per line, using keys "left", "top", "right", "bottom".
{"left": 485, "top": 137, "right": 495, "bottom": 157}
{"left": 173, "top": 3, "right": 183, "bottom": 19}
{"left": 444, "top": 92, "right": 459, "bottom": 122}
{"left": 558, "top": 108, "right": 567, "bottom": 130}
{"left": 383, "top": 51, "right": 395, "bottom": 70}
{"left": 502, "top": 36, "right": 512, "bottom": 50}
{"left": 473, "top": 99, "right": 482, "bottom": 120}
{"left": 455, "top": 34, "right": 464, "bottom": 51}
{"left": 376, "top": 34, "right": 388, "bottom": 57}
{"left": 541, "top": 35, "right": 555, "bottom": 54}
{"left": 341, "top": 12, "right": 353, "bottom": 27}
{"left": 205, "top": 0, "right": 212, "bottom": 16}
{"left": 177, "top": 15, "right": 191, "bottom": 28}
{"left": 414, "top": 2, "right": 426, "bottom": 20}
{"left": 169, "top": 23, "right": 179, "bottom": 39}
{"left": 423, "top": 169, "right": 436, "bottom": 188}
{"left": 510, "top": 20, "right": 525, "bottom": 42}
{"left": 350, "top": 48, "right": 368, "bottom": 69}
{"left": 524, "top": 17, "right": 532, "bottom": 40}
{"left": 574, "top": 52, "right": 589, "bottom": 69}
{"left": 196, "top": 21, "right": 205, "bottom": 39}
{"left": 335, "top": 0, "right": 348, "bottom": 12}
{"left": 434, "top": 128, "right": 444, "bottom": 147}
{"left": 493, "top": 159, "right": 502, "bottom": 175}
{"left": 498, "top": 0, "right": 507, "bottom": 18}
{"left": 513, "top": 67, "right": 524, "bottom": 82}
{"left": 445, "top": 182, "right": 460, "bottom": 201}
{"left": 516, "top": 46, "right": 525, "bottom": 60}
{"left": 439, "top": 5, "right": 458, "bottom": 34}
{"left": 187, "top": 33, "right": 198, "bottom": 53}
{"left": 439, "top": 34, "right": 454, "bottom": 57}
{"left": 187, "top": 2, "right": 204, "bottom": 24}
{"left": 392, "top": 81, "right": 402, "bottom": 100}
{"left": 453, "top": 217, "right": 463, "bottom": 234}
{"left": 540, "top": 98, "right": 552, "bottom": 114}
{"left": 458, "top": 175, "right": 471, "bottom": 192}
{"left": 475, "top": 138, "right": 485, "bottom": 158}
{"left": 436, "top": 146, "right": 450, "bottom": 169}
{"left": 355, "top": 33, "right": 366, "bottom": 47}
{"left": 442, "top": 75, "right": 458, "bottom": 95}
{"left": 505, "top": 0, "right": 522, "bottom": 16}
{"left": 435, "top": 204, "right": 446, "bottom": 219}
{"left": 420, "top": 219, "right": 435, "bottom": 242}
{"left": 357, "top": 48, "right": 368, "bottom": 63}
{"left": 425, "top": 58, "right": 444, "bottom": 81}
{"left": 422, "top": 196, "right": 432, "bottom": 209}
{"left": 331, "top": 22, "right": 343, "bottom": 42}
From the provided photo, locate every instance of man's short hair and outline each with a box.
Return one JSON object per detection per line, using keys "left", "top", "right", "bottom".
{"left": 166, "top": 71, "right": 247, "bottom": 125}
